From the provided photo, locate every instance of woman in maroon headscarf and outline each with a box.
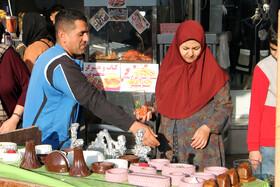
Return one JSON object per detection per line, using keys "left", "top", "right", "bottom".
{"left": 143, "top": 21, "right": 233, "bottom": 171}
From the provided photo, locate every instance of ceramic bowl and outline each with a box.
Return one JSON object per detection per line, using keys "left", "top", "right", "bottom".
{"left": 45, "top": 151, "right": 70, "bottom": 173}
{"left": 0, "top": 148, "right": 6, "bottom": 158}
{"left": 204, "top": 166, "right": 228, "bottom": 176}
{"left": 178, "top": 176, "right": 205, "bottom": 187}
{"left": 191, "top": 172, "right": 216, "bottom": 180}
{"left": 67, "top": 150, "right": 104, "bottom": 167}
{"left": 2, "top": 152, "right": 22, "bottom": 163}
{"left": 105, "top": 168, "right": 129, "bottom": 183}
{"left": 35, "top": 144, "right": 52, "bottom": 154}
{"left": 128, "top": 172, "right": 171, "bottom": 187}
{"left": 91, "top": 161, "right": 115, "bottom": 174}
{"left": 148, "top": 159, "right": 170, "bottom": 171}
{"left": 119, "top": 155, "right": 139, "bottom": 164}
{"left": 0, "top": 142, "right": 17, "bottom": 151}
{"left": 0, "top": 142, "right": 17, "bottom": 158}
{"left": 140, "top": 166, "right": 157, "bottom": 174}
{"left": 129, "top": 163, "right": 150, "bottom": 173}
{"left": 162, "top": 163, "right": 196, "bottom": 176}
{"left": 17, "top": 148, "right": 25, "bottom": 157}
{"left": 167, "top": 172, "right": 186, "bottom": 186}
{"left": 105, "top": 159, "right": 128, "bottom": 169}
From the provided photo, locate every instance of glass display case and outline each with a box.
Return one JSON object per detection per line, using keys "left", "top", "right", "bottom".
{"left": 84, "top": 0, "right": 157, "bottom": 64}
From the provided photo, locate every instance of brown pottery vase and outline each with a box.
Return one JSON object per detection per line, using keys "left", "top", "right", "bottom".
{"left": 69, "top": 146, "right": 91, "bottom": 177}
{"left": 20, "top": 140, "right": 41, "bottom": 169}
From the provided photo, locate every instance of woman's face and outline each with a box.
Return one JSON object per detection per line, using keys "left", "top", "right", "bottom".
{"left": 179, "top": 40, "right": 202, "bottom": 63}
{"left": 270, "top": 42, "right": 278, "bottom": 60}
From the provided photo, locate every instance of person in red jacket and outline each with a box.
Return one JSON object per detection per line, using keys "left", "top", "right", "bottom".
{"left": 247, "top": 22, "right": 278, "bottom": 180}
{"left": 0, "top": 22, "right": 30, "bottom": 133}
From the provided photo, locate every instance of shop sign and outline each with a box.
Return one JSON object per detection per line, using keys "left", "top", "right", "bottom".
{"left": 90, "top": 8, "right": 110, "bottom": 32}
{"left": 109, "top": 8, "right": 128, "bottom": 21}
{"left": 84, "top": 63, "right": 158, "bottom": 92}
{"left": 128, "top": 10, "right": 150, "bottom": 34}
{"left": 107, "top": 0, "right": 126, "bottom": 8}
{"left": 84, "top": 63, "right": 121, "bottom": 91}
{"left": 120, "top": 64, "right": 158, "bottom": 92}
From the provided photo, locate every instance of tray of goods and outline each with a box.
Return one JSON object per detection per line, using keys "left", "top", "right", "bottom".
{"left": 121, "top": 49, "right": 142, "bottom": 61}
{"left": 90, "top": 50, "right": 119, "bottom": 61}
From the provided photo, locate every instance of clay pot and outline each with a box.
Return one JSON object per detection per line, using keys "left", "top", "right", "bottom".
{"left": 45, "top": 152, "right": 70, "bottom": 173}
{"left": 20, "top": 140, "right": 41, "bottom": 170}
{"left": 69, "top": 146, "right": 91, "bottom": 177}
{"left": 119, "top": 155, "right": 139, "bottom": 165}
{"left": 91, "top": 162, "right": 115, "bottom": 174}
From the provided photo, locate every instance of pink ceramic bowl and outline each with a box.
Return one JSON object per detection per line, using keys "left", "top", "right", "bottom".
{"left": 128, "top": 172, "right": 171, "bottom": 187}
{"left": 140, "top": 167, "right": 157, "bottom": 175}
{"left": 105, "top": 168, "right": 129, "bottom": 183}
{"left": 167, "top": 172, "right": 186, "bottom": 186}
{"left": 162, "top": 163, "right": 196, "bottom": 176}
{"left": 204, "top": 166, "right": 228, "bottom": 176}
{"left": 191, "top": 172, "right": 216, "bottom": 180}
{"left": 129, "top": 163, "right": 150, "bottom": 173}
{"left": 148, "top": 159, "right": 170, "bottom": 171}
{"left": 178, "top": 177, "right": 205, "bottom": 187}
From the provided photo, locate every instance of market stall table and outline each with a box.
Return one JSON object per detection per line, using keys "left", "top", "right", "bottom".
{"left": 0, "top": 162, "right": 133, "bottom": 187}
{"left": 0, "top": 161, "right": 271, "bottom": 187}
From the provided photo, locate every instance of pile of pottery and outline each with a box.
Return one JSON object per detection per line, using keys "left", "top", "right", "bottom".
{"left": 103, "top": 158, "right": 208, "bottom": 187}
{"left": 3, "top": 140, "right": 251, "bottom": 187}
{"left": 104, "top": 158, "right": 231, "bottom": 187}
{"left": 0, "top": 141, "right": 54, "bottom": 165}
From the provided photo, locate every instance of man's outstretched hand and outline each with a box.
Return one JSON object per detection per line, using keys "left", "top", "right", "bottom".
{"left": 129, "top": 121, "right": 160, "bottom": 148}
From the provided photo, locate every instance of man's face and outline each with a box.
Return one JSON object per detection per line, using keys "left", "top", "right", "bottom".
{"left": 64, "top": 20, "right": 89, "bottom": 57}
{"left": 270, "top": 43, "right": 278, "bottom": 60}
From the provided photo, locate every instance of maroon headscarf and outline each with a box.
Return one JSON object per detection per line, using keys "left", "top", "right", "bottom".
{"left": 156, "top": 20, "right": 229, "bottom": 119}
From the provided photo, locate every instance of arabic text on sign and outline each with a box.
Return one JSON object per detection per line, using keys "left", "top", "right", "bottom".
{"left": 131, "top": 14, "right": 144, "bottom": 29}
{"left": 108, "top": 0, "right": 125, "bottom": 4}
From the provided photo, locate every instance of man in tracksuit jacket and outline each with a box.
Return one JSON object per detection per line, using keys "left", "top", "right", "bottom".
{"left": 23, "top": 9, "right": 159, "bottom": 150}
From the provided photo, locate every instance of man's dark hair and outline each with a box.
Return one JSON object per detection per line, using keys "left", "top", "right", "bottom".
{"left": 55, "top": 9, "right": 87, "bottom": 35}
{"left": 268, "top": 21, "right": 278, "bottom": 46}
{"left": 50, "top": 4, "right": 65, "bottom": 15}
{"left": 0, "top": 22, "right": 5, "bottom": 42}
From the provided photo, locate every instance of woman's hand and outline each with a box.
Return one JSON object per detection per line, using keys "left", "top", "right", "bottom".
{"left": 191, "top": 124, "right": 211, "bottom": 149}
{"left": 0, "top": 115, "right": 19, "bottom": 133}
{"left": 0, "top": 105, "right": 24, "bottom": 133}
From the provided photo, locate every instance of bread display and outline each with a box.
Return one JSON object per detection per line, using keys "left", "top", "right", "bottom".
{"left": 216, "top": 173, "right": 230, "bottom": 187}
{"left": 203, "top": 178, "right": 217, "bottom": 187}
{"left": 237, "top": 162, "right": 256, "bottom": 183}
{"left": 225, "top": 168, "right": 238, "bottom": 185}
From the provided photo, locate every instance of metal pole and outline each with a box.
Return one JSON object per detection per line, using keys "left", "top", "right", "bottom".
{"left": 275, "top": 9, "right": 280, "bottom": 187}
{"left": 194, "top": 0, "right": 201, "bottom": 23}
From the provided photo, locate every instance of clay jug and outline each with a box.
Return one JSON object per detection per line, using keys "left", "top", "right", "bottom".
{"left": 69, "top": 146, "right": 91, "bottom": 177}
{"left": 20, "top": 140, "right": 41, "bottom": 169}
